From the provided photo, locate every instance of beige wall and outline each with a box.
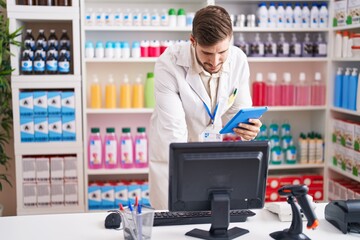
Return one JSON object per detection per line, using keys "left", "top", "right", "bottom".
{"left": 0, "top": 138, "right": 16, "bottom": 216}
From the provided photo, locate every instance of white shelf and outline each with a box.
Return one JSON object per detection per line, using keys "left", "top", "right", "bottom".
{"left": 330, "top": 107, "right": 360, "bottom": 117}
{"left": 248, "top": 57, "right": 328, "bottom": 63}
{"left": 85, "top": 58, "right": 157, "bottom": 63}
{"left": 84, "top": 26, "right": 192, "bottom": 32}
{"left": 14, "top": 142, "right": 83, "bottom": 155}
{"left": 267, "top": 106, "right": 327, "bottom": 111}
{"left": 87, "top": 168, "right": 149, "bottom": 175}
{"left": 332, "top": 24, "right": 360, "bottom": 31}
{"left": 7, "top": 6, "right": 79, "bottom": 20}
{"left": 328, "top": 165, "right": 359, "bottom": 182}
{"left": 233, "top": 27, "right": 329, "bottom": 32}
{"left": 331, "top": 58, "right": 360, "bottom": 62}
{"left": 269, "top": 163, "right": 325, "bottom": 170}
{"left": 11, "top": 75, "right": 82, "bottom": 83}
{"left": 86, "top": 108, "right": 153, "bottom": 114}
{"left": 17, "top": 205, "right": 84, "bottom": 216}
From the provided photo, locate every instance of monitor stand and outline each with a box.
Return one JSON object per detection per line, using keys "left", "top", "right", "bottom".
{"left": 185, "top": 192, "right": 249, "bottom": 240}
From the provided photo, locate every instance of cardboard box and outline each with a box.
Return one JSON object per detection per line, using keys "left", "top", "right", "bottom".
{"left": 128, "top": 181, "right": 141, "bottom": 206}
{"left": 267, "top": 177, "right": 280, "bottom": 190}
{"left": 61, "top": 91, "right": 75, "bottom": 116}
{"left": 354, "top": 123, "right": 360, "bottom": 151}
{"left": 22, "top": 157, "right": 36, "bottom": 182}
{"left": 50, "top": 157, "right": 64, "bottom": 182}
{"left": 347, "top": 0, "right": 360, "bottom": 24}
{"left": 34, "top": 117, "right": 48, "bottom": 142}
{"left": 265, "top": 188, "right": 279, "bottom": 202}
{"left": 64, "top": 181, "right": 78, "bottom": 205}
{"left": 62, "top": 115, "right": 76, "bottom": 141}
{"left": 101, "top": 184, "right": 115, "bottom": 209}
{"left": 343, "top": 120, "right": 355, "bottom": 149}
{"left": 51, "top": 182, "right": 64, "bottom": 206}
{"left": 88, "top": 182, "right": 101, "bottom": 210}
{"left": 48, "top": 117, "right": 62, "bottom": 141}
{"left": 302, "top": 175, "right": 323, "bottom": 188}
{"left": 47, "top": 91, "right": 62, "bottom": 117}
{"left": 33, "top": 91, "right": 48, "bottom": 117}
{"left": 37, "top": 182, "right": 51, "bottom": 207}
{"left": 332, "top": 119, "right": 343, "bottom": 144}
{"left": 36, "top": 157, "right": 50, "bottom": 182}
{"left": 64, "top": 156, "right": 77, "bottom": 180}
{"left": 308, "top": 187, "right": 324, "bottom": 201}
{"left": 20, "top": 117, "right": 34, "bottom": 142}
{"left": 279, "top": 176, "right": 302, "bottom": 186}
{"left": 333, "top": 0, "right": 348, "bottom": 26}
{"left": 23, "top": 183, "right": 37, "bottom": 207}
{"left": 114, "top": 181, "right": 128, "bottom": 207}
{"left": 141, "top": 182, "right": 150, "bottom": 207}
{"left": 328, "top": 179, "right": 335, "bottom": 200}
{"left": 19, "top": 92, "right": 33, "bottom": 117}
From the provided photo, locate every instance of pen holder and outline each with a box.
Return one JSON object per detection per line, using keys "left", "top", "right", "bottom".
{"left": 120, "top": 206, "right": 155, "bottom": 240}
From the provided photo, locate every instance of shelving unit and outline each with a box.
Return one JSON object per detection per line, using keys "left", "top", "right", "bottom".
{"left": 8, "top": 0, "right": 84, "bottom": 215}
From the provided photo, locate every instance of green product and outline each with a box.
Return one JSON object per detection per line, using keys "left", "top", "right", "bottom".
{"left": 144, "top": 72, "right": 155, "bottom": 108}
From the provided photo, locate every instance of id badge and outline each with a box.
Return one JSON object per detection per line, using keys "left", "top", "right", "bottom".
{"left": 200, "top": 125, "right": 223, "bottom": 142}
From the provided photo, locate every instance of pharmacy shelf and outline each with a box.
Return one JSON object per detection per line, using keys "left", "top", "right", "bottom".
{"left": 11, "top": 75, "right": 82, "bottom": 83}
{"left": 332, "top": 24, "right": 360, "bottom": 31}
{"left": 87, "top": 168, "right": 149, "bottom": 176}
{"left": 83, "top": 26, "right": 192, "bottom": 32}
{"left": 267, "top": 106, "right": 327, "bottom": 111}
{"left": 331, "top": 58, "right": 360, "bottom": 62}
{"left": 86, "top": 108, "right": 153, "bottom": 114}
{"left": 14, "top": 142, "right": 83, "bottom": 155}
{"left": 269, "top": 163, "right": 325, "bottom": 171}
{"left": 247, "top": 57, "right": 328, "bottom": 63}
{"left": 7, "top": 6, "right": 79, "bottom": 20}
{"left": 233, "top": 27, "right": 329, "bottom": 32}
{"left": 328, "top": 165, "right": 359, "bottom": 182}
{"left": 17, "top": 205, "right": 85, "bottom": 216}
{"left": 85, "top": 58, "right": 157, "bottom": 63}
{"left": 330, "top": 107, "right": 360, "bottom": 117}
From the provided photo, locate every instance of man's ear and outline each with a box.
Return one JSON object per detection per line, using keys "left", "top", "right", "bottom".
{"left": 190, "top": 35, "right": 196, "bottom": 46}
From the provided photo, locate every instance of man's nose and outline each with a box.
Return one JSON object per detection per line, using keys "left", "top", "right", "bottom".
{"left": 209, "top": 54, "right": 221, "bottom": 67}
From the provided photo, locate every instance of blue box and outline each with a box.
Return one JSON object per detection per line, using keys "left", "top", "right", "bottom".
{"left": 128, "top": 182, "right": 141, "bottom": 206}
{"left": 20, "top": 117, "right": 34, "bottom": 142}
{"left": 34, "top": 117, "right": 48, "bottom": 142}
{"left": 62, "top": 115, "right": 75, "bottom": 141}
{"left": 61, "top": 91, "right": 75, "bottom": 116}
{"left": 19, "top": 92, "right": 34, "bottom": 117}
{"left": 47, "top": 91, "right": 61, "bottom": 117}
{"left": 48, "top": 117, "right": 62, "bottom": 141}
{"left": 141, "top": 182, "right": 150, "bottom": 207}
{"left": 101, "top": 184, "right": 115, "bottom": 209}
{"left": 33, "top": 91, "right": 48, "bottom": 117}
{"left": 114, "top": 182, "right": 128, "bottom": 207}
{"left": 88, "top": 184, "right": 101, "bottom": 210}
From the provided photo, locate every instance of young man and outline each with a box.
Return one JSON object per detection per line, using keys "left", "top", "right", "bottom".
{"left": 149, "top": 5, "right": 262, "bottom": 210}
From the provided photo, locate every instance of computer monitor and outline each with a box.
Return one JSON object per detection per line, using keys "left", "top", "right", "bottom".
{"left": 169, "top": 140, "right": 270, "bottom": 240}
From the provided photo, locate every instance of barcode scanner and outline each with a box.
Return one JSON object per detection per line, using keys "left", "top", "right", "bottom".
{"left": 104, "top": 212, "right": 122, "bottom": 229}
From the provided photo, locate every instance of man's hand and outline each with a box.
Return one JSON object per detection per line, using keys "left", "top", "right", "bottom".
{"left": 232, "top": 118, "right": 262, "bottom": 141}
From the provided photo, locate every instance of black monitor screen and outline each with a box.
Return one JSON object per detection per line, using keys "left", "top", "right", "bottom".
{"left": 169, "top": 141, "right": 270, "bottom": 239}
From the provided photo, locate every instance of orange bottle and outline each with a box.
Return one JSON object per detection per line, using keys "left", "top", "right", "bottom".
{"left": 105, "top": 74, "right": 117, "bottom": 108}
{"left": 120, "top": 74, "right": 132, "bottom": 108}
{"left": 132, "top": 74, "right": 144, "bottom": 108}
{"left": 90, "top": 74, "right": 101, "bottom": 108}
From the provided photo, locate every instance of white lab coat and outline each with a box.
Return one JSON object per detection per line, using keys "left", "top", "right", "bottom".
{"left": 149, "top": 42, "right": 252, "bottom": 210}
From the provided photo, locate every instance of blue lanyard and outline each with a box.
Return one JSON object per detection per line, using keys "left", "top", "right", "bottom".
{"left": 203, "top": 102, "right": 219, "bottom": 124}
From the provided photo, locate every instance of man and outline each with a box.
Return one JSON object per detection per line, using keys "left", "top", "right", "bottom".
{"left": 149, "top": 5, "right": 262, "bottom": 210}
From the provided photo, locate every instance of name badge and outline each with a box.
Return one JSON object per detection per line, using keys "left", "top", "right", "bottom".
{"left": 200, "top": 125, "right": 223, "bottom": 142}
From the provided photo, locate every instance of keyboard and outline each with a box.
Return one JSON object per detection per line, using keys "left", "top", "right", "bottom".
{"left": 153, "top": 209, "right": 255, "bottom": 226}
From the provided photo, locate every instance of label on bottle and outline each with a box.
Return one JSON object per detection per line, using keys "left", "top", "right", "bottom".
{"left": 21, "top": 60, "right": 33, "bottom": 72}
{"left": 58, "top": 61, "right": 70, "bottom": 73}
{"left": 34, "top": 60, "right": 45, "bottom": 72}
{"left": 105, "top": 139, "right": 117, "bottom": 165}
{"left": 60, "top": 39, "right": 70, "bottom": 48}
{"left": 121, "top": 139, "right": 133, "bottom": 164}
{"left": 24, "top": 39, "right": 35, "bottom": 49}
{"left": 271, "top": 146, "right": 283, "bottom": 164}
{"left": 135, "top": 138, "right": 147, "bottom": 163}
{"left": 286, "top": 146, "right": 297, "bottom": 163}
{"left": 90, "top": 140, "right": 102, "bottom": 165}
{"left": 46, "top": 60, "right": 58, "bottom": 72}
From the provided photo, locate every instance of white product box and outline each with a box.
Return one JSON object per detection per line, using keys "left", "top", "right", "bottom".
{"left": 354, "top": 123, "right": 360, "bottom": 151}
{"left": 64, "top": 156, "right": 77, "bottom": 180}
{"left": 333, "top": 119, "right": 343, "bottom": 145}
{"left": 64, "top": 181, "right": 78, "bottom": 205}
{"left": 22, "top": 157, "right": 36, "bottom": 182}
{"left": 50, "top": 157, "right": 64, "bottom": 182}
{"left": 33, "top": 91, "right": 48, "bottom": 117}
{"left": 343, "top": 121, "right": 355, "bottom": 149}
{"left": 101, "top": 184, "right": 115, "bottom": 209}
{"left": 88, "top": 183, "right": 101, "bottom": 210}
{"left": 62, "top": 115, "right": 76, "bottom": 141}
{"left": 19, "top": 92, "right": 33, "bottom": 117}
{"left": 48, "top": 117, "right": 62, "bottom": 141}
{"left": 34, "top": 117, "right": 48, "bottom": 142}
{"left": 141, "top": 182, "right": 150, "bottom": 206}
{"left": 348, "top": 0, "right": 360, "bottom": 24}
{"left": 128, "top": 181, "right": 141, "bottom": 205}
{"left": 345, "top": 149, "right": 354, "bottom": 173}
{"left": 51, "top": 182, "right": 64, "bottom": 206}
{"left": 114, "top": 182, "right": 128, "bottom": 208}
{"left": 37, "top": 182, "right": 51, "bottom": 207}
{"left": 334, "top": 0, "right": 348, "bottom": 26}
{"left": 36, "top": 157, "right": 50, "bottom": 182}
{"left": 23, "top": 183, "right": 37, "bottom": 207}
{"left": 328, "top": 179, "right": 335, "bottom": 200}
{"left": 61, "top": 91, "right": 75, "bottom": 115}
{"left": 354, "top": 150, "right": 360, "bottom": 178}
{"left": 47, "top": 91, "right": 62, "bottom": 117}
{"left": 20, "top": 117, "right": 34, "bottom": 142}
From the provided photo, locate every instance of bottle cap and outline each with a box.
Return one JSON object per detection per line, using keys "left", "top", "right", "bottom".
{"left": 177, "top": 8, "right": 186, "bottom": 16}
{"left": 106, "top": 127, "right": 115, "bottom": 133}
{"left": 106, "top": 41, "right": 114, "bottom": 48}
{"left": 91, "top": 128, "right": 100, "bottom": 133}
{"left": 122, "top": 41, "right": 129, "bottom": 48}
{"left": 147, "top": 72, "right": 154, "bottom": 78}
{"left": 108, "top": 74, "right": 114, "bottom": 83}
{"left": 168, "top": 8, "right": 176, "bottom": 16}
{"left": 96, "top": 41, "right": 104, "bottom": 48}
{"left": 283, "top": 72, "right": 291, "bottom": 82}
{"left": 85, "top": 41, "right": 94, "bottom": 48}
{"left": 256, "top": 73, "right": 263, "bottom": 82}
{"left": 132, "top": 41, "right": 140, "bottom": 48}
{"left": 314, "top": 72, "right": 321, "bottom": 81}
{"left": 122, "top": 127, "right": 131, "bottom": 133}
{"left": 268, "top": 73, "right": 277, "bottom": 82}
{"left": 137, "top": 127, "right": 146, "bottom": 133}
{"left": 114, "top": 41, "right": 121, "bottom": 48}
{"left": 299, "top": 72, "right": 306, "bottom": 81}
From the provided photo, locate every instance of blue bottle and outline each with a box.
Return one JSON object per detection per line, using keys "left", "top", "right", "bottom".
{"left": 334, "top": 67, "right": 343, "bottom": 107}
{"left": 342, "top": 68, "right": 351, "bottom": 109}
{"left": 348, "top": 68, "right": 359, "bottom": 111}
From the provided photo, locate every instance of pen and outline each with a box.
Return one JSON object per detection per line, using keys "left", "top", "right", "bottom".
{"left": 128, "top": 201, "right": 138, "bottom": 239}
{"left": 228, "top": 88, "right": 238, "bottom": 106}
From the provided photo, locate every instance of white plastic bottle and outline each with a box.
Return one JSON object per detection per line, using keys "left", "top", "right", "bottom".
{"left": 293, "top": 3, "right": 302, "bottom": 28}
{"left": 85, "top": 41, "right": 95, "bottom": 59}
{"left": 319, "top": 2, "right": 328, "bottom": 28}
{"left": 160, "top": 9, "right": 169, "bottom": 26}
{"left": 302, "top": 3, "right": 310, "bottom": 28}
{"left": 114, "top": 41, "right": 122, "bottom": 59}
{"left": 85, "top": 8, "right": 95, "bottom": 26}
{"left": 151, "top": 9, "right": 160, "bottom": 26}
{"left": 168, "top": 8, "right": 177, "bottom": 27}
{"left": 132, "top": 9, "right": 142, "bottom": 27}
{"left": 347, "top": 33, "right": 353, "bottom": 58}
{"left": 177, "top": 8, "right": 187, "bottom": 27}
{"left": 257, "top": 2, "right": 268, "bottom": 28}
{"left": 105, "top": 8, "right": 114, "bottom": 26}
{"left": 342, "top": 31, "right": 349, "bottom": 58}
{"left": 268, "top": 2, "right": 277, "bottom": 28}
{"left": 334, "top": 31, "right": 342, "bottom": 58}
{"left": 123, "top": 9, "right": 133, "bottom": 26}
{"left": 284, "top": 3, "right": 293, "bottom": 28}
{"left": 95, "top": 8, "right": 105, "bottom": 26}
{"left": 95, "top": 41, "right": 104, "bottom": 59}
{"left": 276, "top": 3, "right": 285, "bottom": 28}
{"left": 142, "top": 9, "right": 151, "bottom": 26}
{"left": 310, "top": 3, "right": 319, "bottom": 28}
{"left": 105, "top": 41, "right": 114, "bottom": 59}
{"left": 114, "top": 8, "right": 123, "bottom": 26}
{"left": 121, "top": 41, "right": 130, "bottom": 58}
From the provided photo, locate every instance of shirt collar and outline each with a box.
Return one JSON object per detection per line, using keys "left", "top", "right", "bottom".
{"left": 191, "top": 44, "right": 230, "bottom": 77}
